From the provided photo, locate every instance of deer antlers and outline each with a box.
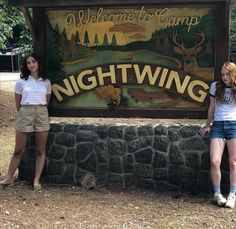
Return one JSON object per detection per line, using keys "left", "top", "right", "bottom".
{"left": 173, "top": 31, "right": 185, "bottom": 50}
{"left": 173, "top": 31, "right": 205, "bottom": 51}
{"left": 193, "top": 31, "right": 205, "bottom": 50}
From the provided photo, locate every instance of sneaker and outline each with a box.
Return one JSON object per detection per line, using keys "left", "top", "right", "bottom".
{"left": 213, "top": 193, "right": 227, "bottom": 207}
{"left": 225, "top": 193, "right": 236, "bottom": 208}
{"left": 0, "top": 177, "right": 14, "bottom": 186}
{"left": 33, "top": 182, "right": 42, "bottom": 191}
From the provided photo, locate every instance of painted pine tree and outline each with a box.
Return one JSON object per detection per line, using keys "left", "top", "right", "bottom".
{"left": 45, "top": 18, "right": 64, "bottom": 82}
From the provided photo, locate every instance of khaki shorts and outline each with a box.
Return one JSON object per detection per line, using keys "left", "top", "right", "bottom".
{"left": 16, "top": 105, "right": 50, "bottom": 133}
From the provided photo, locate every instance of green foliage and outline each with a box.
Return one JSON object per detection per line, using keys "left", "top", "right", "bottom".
{"left": 0, "top": 0, "right": 32, "bottom": 52}
{"left": 230, "top": 6, "right": 236, "bottom": 50}
{"left": 111, "top": 34, "right": 117, "bottom": 45}
{"left": 83, "top": 30, "right": 90, "bottom": 47}
{"left": 45, "top": 18, "right": 64, "bottom": 82}
{"left": 94, "top": 33, "right": 99, "bottom": 46}
{"left": 75, "top": 31, "right": 80, "bottom": 43}
{"left": 103, "top": 33, "right": 109, "bottom": 46}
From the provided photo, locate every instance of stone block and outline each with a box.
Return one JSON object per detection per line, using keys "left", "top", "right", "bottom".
{"left": 195, "top": 171, "right": 211, "bottom": 193}
{"left": 109, "top": 156, "right": 123, "bottom": 173}
{"left": 50, "top": 124, "right": 63, "bottom": 132}
{"left": 62, "top": 164, "right": 75, "bottom": 184}
{"left": 76, "top": 130, "right": 98, "bottom": 142}
{"left": 153, "top": 168, "right": 168, "bottom": 180}
{"left": 76, "top": 143, "right": 94, "bottom": 161}
{"left": 108, "top": 125, "right": 124, "bottom": 139}
{"left": 79, "top": 124, "right": 96, "bottom": 131}
{"left": 107, "top": 173, "right": 124, "bottom": 187}
{"left": 180, "top": 126, "right": 199, "bottom": 138}
{"left": 94, "top": 141, "right": 108, "bottom": 163}
{"left": 134, "top": 163, "right": 153, "bottom": 178}
{"left": 124, "top": 174, "right": 137, "bottom": 187}
{"left": 200, "top": 151, "right": 210, "bottom": 170}
{"left": 179, "top": 137, "right": 206, "bottom": 151}
{"left": 64, "top": 124, "right": 79, "bottom": 134}
{"left": 47, "top": 160, "right": 64, "bottom": 175}
{"left": 64, "top": 148, "right": 76, "bottom": 163}
{"left": 124, "top": 126, "right": 137, "bottom": 141}
{"left": 123, "top": 154, "right": 135, "bottom": 173}
{"left": 77, "top": 153, "right": 97, "bottom": 172}
{"left": 185, "top": 152, "right": 200, "bottom": 170}
{"left": 168, "top": 126, "right": 181, "bottom": 142}
{"left": 153, "top": 152, "right": 167, "bottom": 168}
{"left": 108, "top": 139, "right": 126, "bottom": 155}
{"left": 18, "top": 168, "right": 35, "bottom": 182}
{"left": 154, "top": 125, "right": 167, "bottom": 136}
{"left": 96, "top": 125, "right": 108, "bottom": 139}
{"left": 153, "top": 136, "right": 168, "bottom": 152}
{"left": 48, "top": 145, "right": 66, "bottom": 160}
{"left": 55, "top": 133, "right": 75, "bottom": 147}
{"left": 138, "top": 125, "right": 153, "bottom": 137}
{"left": 128, "top": 137, "right": 152, "bottom": 153}
{"left": 135, "top": 147, "right": 153, "bottom": 164}
{"left": 46, "top": 132, "right": 55, "bottom": 149}
{"left": 96, "top": 164, "right": 108, "bottom": 184}
{"left": 169, "top": 144, "right": 184, "bottom": 165}
{"left": 26, "top": 147, "right": 36, "bottom": 159}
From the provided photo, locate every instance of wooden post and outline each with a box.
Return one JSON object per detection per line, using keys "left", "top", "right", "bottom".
{"left": 215, "top": 1, "right": 230, "bottom": 80}
{"left": 32, "top": 8, "right": 45, "bottom": 60}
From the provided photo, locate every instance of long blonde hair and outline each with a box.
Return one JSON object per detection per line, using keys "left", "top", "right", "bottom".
{"left": 215, "top": 62, "right": 236, "bottom": 102}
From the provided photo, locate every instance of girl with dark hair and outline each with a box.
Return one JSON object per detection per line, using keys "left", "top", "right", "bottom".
{"left": 0, "top": 53, "right": 51, "bottom": 191}
{"left": 199, "top": 62, "right": 236, "bottom": 208}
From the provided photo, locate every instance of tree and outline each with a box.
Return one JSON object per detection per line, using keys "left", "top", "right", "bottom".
{"left": 62, "top": 28, "right": 68, "bottom": 42}
{"left": 75, "top": 31, "right": 80, "bottom": 44}
{"left": 83, "top": 30, "right": 90, "bottom": 47}
{"left": 230, "top": 6, "right": 236, "bottom": 50}
{"left": 70, "top": 34, "right": 77, "bottom": 57}
{"left": 94, "top": 33, "right": 99, "bottom": 46}
{"left": 111, "top": 34, "right": 117, "bottom": 45}
{"left": 103, "top": 33, "right": 109, "bottom": 46}
{"left": 163, "top": 35, "right": 169, "bottom": 49}
{"left": 0, "top": 0, "right": 32, "bottom": 52}
{"left": 45, "top": 18, "right": 64, "bottom": 82}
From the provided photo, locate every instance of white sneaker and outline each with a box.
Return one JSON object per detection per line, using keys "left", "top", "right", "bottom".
{"left": 225, "top": 193, "right": 236, "bottom": 208}
{"left": 213, "top": 193, "right": 227, "bottom": 207}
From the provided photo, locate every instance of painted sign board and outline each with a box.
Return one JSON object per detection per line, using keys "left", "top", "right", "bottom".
{"left": 45, "top": 5, "right": 215, "bottom": 117}
{"left": 9, "top": 0, "right": 231, "bottom": 118}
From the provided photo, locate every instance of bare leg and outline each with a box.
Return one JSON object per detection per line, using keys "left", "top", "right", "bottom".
{"left": 5, "top": 131, "right": 28, "bottom": 180}
{"left": 210, "top": 138, "right": 225, "bottom": 186}
{"left": 227, "top": 139, "right": 236, "bottom": 187}
{"left": 34, "top": 131, "right": 48, "bottom": 184}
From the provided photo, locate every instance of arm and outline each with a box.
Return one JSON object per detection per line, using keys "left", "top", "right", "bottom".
{"left": 199, "top": 96, "right": 215, "bottom": 136}
{"left": 46, "top": 94, "right": 51, "bottom": 106}
{"left": 46, "top": 80, "right": 51, "bottom": 106}
{"left": 15, "top": 93, "right": 22, "bottom": 112}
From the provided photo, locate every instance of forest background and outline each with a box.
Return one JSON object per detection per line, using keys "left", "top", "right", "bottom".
{"left": 1, "top": 0, "right": 236, "bottom": 55}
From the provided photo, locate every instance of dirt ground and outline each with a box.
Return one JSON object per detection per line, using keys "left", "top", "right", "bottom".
{"left": 0, "top": 83, "right": 236, "bottom": 229}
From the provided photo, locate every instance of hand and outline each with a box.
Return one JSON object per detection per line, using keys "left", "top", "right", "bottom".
{"left": 198, "top": 126, "right": 210, "bottom": 137}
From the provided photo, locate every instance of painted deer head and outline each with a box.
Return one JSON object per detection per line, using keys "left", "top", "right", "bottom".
{"left": 173, "top": 31, "right": 205, "bottom": 73}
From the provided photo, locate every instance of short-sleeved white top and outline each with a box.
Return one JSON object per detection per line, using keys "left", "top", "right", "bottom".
{"left": 15, "top": 76, "right": 51, "bottom": 105}
{"left": 209, "top": 81, "right": 236, "bottom": 121}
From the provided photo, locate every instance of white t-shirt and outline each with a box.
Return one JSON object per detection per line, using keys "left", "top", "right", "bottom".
{"left": 209, "top": 81, "right": 236, "bottom": 121}
{"left": 15, "top": 76, "right": 51, "bottom": 105}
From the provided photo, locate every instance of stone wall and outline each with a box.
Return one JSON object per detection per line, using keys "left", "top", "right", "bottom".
{"left": 18, "top": 123, "right": 230, "bottom": 193}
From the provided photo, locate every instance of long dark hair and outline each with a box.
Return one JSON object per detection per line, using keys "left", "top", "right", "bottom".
{"left": 20, "top": 53, "right": 47, "bottom": 80}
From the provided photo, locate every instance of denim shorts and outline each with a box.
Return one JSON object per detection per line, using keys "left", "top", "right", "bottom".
{"left": 210, "top": 121, "right": 236, "bottom": 140}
